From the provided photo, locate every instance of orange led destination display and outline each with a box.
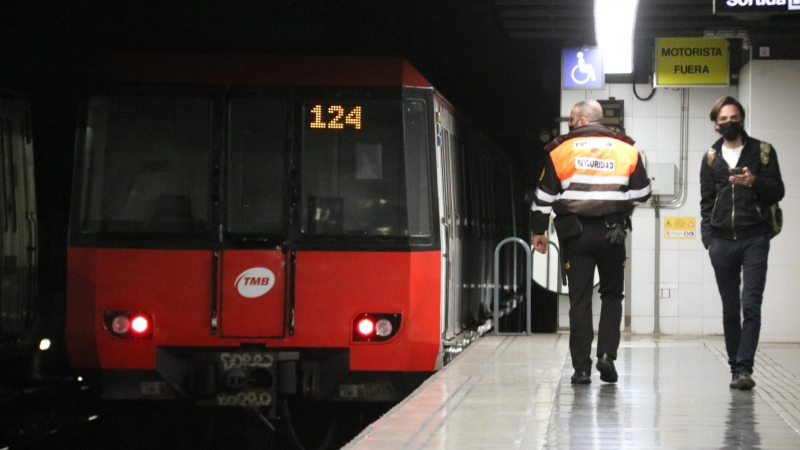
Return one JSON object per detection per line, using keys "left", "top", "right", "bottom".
{"left": 309, "top": 104, "right": 362, "bottom": 130}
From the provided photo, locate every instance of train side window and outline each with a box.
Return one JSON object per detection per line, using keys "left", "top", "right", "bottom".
{"left": 0, "top": 118, "right": 5, "bottom": 232}
{"left": 403, "top": 100, "right": 431, "bottom": 237}
{"left": 484, "top": 157, "right": 494, "bottom": 233}
{"left": 484, "top": 159, "right": 490, "bottom": 231}
{"left": 2, "top": 118, "right": 17, "bottom": 233}
{"left": 450, "top": 134, "right": 462, "bottom": 240}
{"left": 469, "top": 146, "right": 479, "bottom": 237}
{"left": 78, "top": 96, "right": 212, "bottom": 234}
{"left": 494, "top": 165, "right": 507, "bottom": 234}
{"left": 226, "top": 98, "right": 287, "bottom": 234}
{"left": 442, "top": 128, "right": 452, "bottom": 226}
{"left": 24, "top": 112, "right": 32, "bottom": 145}
{"left": 460, "top": 144, "right": 469, "bottom": 236}
{"left": 468, "top": 148, "right": 480, "bottom": 237}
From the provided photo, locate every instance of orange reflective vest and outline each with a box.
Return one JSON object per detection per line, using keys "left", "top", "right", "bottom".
{"left": 531, "top": 133, "right": 651, "bottom": 234}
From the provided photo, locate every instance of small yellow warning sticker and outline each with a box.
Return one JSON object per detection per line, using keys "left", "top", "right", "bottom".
{"left": 664, "top": 216, "right": 696, "bottom": 240}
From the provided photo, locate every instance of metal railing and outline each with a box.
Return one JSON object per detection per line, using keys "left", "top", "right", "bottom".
{"left": 492, "top": 237, "right": 532, "bottom": 335}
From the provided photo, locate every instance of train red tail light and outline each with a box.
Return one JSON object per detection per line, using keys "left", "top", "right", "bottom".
{"left": 357, "top": 318, "right": 375, "bottom": 336}
{"left": 131, "top": 316, "right": 150, "bottom": 334}
{"left": 352, "top": 313, "right": 401, "bottom": 342}
{"left": 103, "top": 311, "right": 153, "bottom": 339}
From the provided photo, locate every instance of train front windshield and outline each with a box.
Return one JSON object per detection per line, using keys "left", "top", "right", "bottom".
{"left": 78, "top": 96, "right": 213, "bottom": 235}
{"left": 75, "top": 95, "right": 431, "bottom": 241}
{"left": 301, "top": 100, "right": 431, "bottom": 237}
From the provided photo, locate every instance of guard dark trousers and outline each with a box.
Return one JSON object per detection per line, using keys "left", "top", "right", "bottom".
{"left": 709, "top": 234, "right": 770, "bottom": 374}
{"left": 563, "top": 218, "right": 626, "bottom": 373}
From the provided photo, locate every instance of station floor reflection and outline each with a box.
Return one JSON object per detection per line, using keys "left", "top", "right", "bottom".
{"left": 344, "top": 335, "right": 800, "bottom": 449}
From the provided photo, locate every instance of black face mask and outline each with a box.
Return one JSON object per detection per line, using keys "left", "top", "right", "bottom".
{"left": 718, "top": 121, "right": 742, "bottom": 141}
{"left": 568, "top": 124, "right": 576, "bottom": 132}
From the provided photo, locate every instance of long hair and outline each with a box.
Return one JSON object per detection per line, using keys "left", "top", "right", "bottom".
{"left": 709, "top": 96, "right": 745, "bottom": 123}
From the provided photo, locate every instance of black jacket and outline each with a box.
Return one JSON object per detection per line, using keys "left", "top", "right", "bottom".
{"left": 699, "top": 131, "right": 785, "bottom": 248}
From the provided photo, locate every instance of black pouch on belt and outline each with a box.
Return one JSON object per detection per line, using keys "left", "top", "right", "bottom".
{"left": 552, "top": 214, "right": 583, "bottom": 239}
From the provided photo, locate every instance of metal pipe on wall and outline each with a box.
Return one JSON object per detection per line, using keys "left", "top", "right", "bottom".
{"left": 640, "top": 88, "right": 689, "bottom": 335}
{"left": 640, "top": 88, "right": 690, "bottom": 211}
{"left": 653, "top": 196, "right": 661, "bottom": 335}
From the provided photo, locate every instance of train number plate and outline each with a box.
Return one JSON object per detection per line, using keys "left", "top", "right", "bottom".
{"left": 339, "top": 382, "right": 396, "bottom": 400}
{"left": 215, "top": 391, "right": 272, "bottom": 406}
{"left": 216, "top": 352, "right": 274, "bottom": 370}
{"left": 339, "top": 385, "right": 366, "bottom": 398}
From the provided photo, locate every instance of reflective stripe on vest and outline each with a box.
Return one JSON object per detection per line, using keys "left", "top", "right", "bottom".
{"left": 550, "top": 137, "right": 639, "bottom": 191}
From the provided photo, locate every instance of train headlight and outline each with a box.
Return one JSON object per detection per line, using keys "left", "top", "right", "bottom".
{"left": 352, "top": 313, "right": 401, "bottom": 342}
{"left": 104, "top": 310, "right": 153, "bottom": 339}
{"left": 111, "top": 316, "right": 131, "bottom": 334}
{"left": 375, "top": 319, "right": 393, "bottom": 337}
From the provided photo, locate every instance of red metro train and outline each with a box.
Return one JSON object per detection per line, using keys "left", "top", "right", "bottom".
{"left": 65, "top": 55, "right": 525, "bottom": 408}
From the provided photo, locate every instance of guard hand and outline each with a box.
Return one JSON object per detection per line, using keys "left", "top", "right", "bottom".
{"left": 533, "top": 235, "right": 548, "bottom": 254}
{"left": 605, "top": 225, "right": 627, "bottom": 244}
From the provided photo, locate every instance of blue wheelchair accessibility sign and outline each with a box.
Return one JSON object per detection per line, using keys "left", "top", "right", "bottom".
{"left": 562, "top": 47, "right": 604, "bottom": 90}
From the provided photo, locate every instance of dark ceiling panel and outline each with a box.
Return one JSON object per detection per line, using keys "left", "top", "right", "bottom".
{"left": 494, "top": 0, "right": 800, "bottom": 41}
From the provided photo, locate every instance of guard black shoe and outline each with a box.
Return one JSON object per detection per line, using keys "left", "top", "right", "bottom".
{"left": 596, "top": 355, "right": 618, "bottom": 383}
{"left": 571, "top": 370, "right": 591, "bottom": 384}
{"left": 731, "top": 371, "right": 756, "bottom": 390}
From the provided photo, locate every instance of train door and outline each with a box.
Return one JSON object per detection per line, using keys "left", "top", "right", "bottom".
{"left": 219, "top": 97, "right": 289, "bottom": 338}
{"left": 435, "top": 103, "right": 462, "bottom": 341}
{"left": 0, "top": 96, "right": 35, "bottom": 338}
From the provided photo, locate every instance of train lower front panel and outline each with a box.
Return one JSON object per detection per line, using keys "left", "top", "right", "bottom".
{"left": 293, "top": 250, "right": 441, "bottom": 371}
{"left": 65, "top": 247, "right": 442, "bottom": 373}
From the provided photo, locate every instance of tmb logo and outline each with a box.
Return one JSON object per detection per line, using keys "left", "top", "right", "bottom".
{"left": 235, "top": 267, "right": 276, "bottom": 298}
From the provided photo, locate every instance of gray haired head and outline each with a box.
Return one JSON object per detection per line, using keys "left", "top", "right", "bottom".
{"left": 573, "top": 99, "right": 604, "bottom": 124}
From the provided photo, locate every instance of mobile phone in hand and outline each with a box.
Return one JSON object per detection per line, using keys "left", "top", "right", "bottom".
{"left": 729, "top": 167, "right": 744, "bottom": 175}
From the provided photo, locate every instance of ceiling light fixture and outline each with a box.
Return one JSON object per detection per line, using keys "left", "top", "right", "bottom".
{"left": 595, "top": 0, "right": 639, "bottom": 74}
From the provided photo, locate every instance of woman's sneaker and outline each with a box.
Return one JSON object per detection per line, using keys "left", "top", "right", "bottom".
{"left": 731, "top": 370, "right": 756, "bottom": 390}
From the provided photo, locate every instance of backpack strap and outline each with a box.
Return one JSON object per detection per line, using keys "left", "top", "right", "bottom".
{"left": 759, "top": 142, "right": 772, "bottom": 165}
{"left": 706, "top": 147, "right": 716, "bottom": 166}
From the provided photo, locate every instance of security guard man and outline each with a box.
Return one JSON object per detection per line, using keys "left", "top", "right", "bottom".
{"left": 531, "top": 100, "right": 651, "bottom": 385}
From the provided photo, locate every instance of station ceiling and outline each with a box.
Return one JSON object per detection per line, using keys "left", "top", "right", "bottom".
{"left": 2, "top": 0, "right": 799, "bottom": 160}
{"left": 494, "top": 0, "right": 800, "bottom": 42}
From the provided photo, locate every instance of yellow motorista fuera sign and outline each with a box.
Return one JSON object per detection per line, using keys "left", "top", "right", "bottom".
{"left": 655, "top": 38, "right": 729, "bottom": 86}
{"left": 664, "top": 217, "right": 697, "bottom": 240}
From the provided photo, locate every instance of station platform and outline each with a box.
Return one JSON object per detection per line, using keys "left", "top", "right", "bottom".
{"left": 344, "top": 334, "right": 800, "bottom": 449}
